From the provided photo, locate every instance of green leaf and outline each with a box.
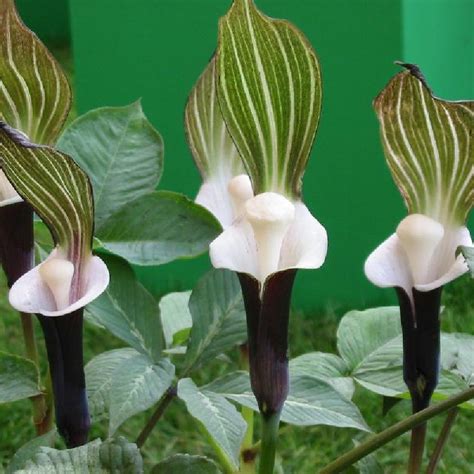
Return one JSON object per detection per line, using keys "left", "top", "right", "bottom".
{"left": 0, "top": 351, "right": 41, "bottom": 403}
{"left": 184, "top": 269, "right": 246, "bottom": 373}
{"left": 85, "top": 348, "right": 139, "bottom": 422}
{"left": 217, "top": 0, "right": 322, "bottom": 197}
{"left": 57, "top": 102, "right": 164, "bottom": 230}
{"left": 177, "top": 378, "right": 246, "bottom": 471}
{"left": 96, "top": 190, "right": 220, "bottom": 265}
{"left": 85, "top": 255, "right": 163, "bottom": 361}
{"left": 289, "top": 352, "right": 355, "bottom": 399}
{"left": 152, "top": 454, "right": 222, "bottom": 474}
{"left": 108, "top": 354, "right": 175, "bottom": 435}
{"left": 7, "top": 430, "right": 57, "bottom": 474}
{"left": 0, "top": 123, "right": 93, "bottom": 259}
{"left": 374, "top": 64, "right": 473, "bottom": 225}
{"left": 337, "top": 306, "right": 401, "bottom": 371}
{"left": 185, "top": 56, "right": 242, "bottom": 180}
{"left": 0, "top": 0, "right": 71, "bottom": 144}
{"left": 204, "top": 371, "right": 370, "bottom": 431}
{"left": 461, "top": 246, "right": 474, "bottom": 277}
{"left": 159, "top": 291, "right": 192, "bottom": 348}
{"left": 13, "top": 437, "right": 143, "bottom": 473}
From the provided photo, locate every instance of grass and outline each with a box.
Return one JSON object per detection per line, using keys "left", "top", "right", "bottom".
{"left": 0, "top": 272, "right": 473, "bottom": 473}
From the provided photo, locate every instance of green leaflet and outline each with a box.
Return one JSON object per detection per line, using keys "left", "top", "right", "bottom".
{"left": 0, "top": 0, "right": 71, "bottom": 145}
{"left": 0, "top": 123, "right": 93, "bottom": 260}
{"left": 185, "top": 56, "right": 243, "bottom": 179}
{"left": 217, "top": 0, "right": 322, "bottom": 198}
{"left": 374, "top": 64, "right": 473, "bottom": 226}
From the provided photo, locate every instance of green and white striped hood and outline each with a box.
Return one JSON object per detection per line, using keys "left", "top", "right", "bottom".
{"left": 186, "top": 0, "right": 327, "bottom": 284}
{"left": 365, "top": 64, "right": 473, "bottom": 297}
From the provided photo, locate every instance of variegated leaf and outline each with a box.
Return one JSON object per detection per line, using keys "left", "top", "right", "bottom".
{"left": 374, "top": 64, "right": 473, "bottom": 226}
{"left": 0, "top": 0, "right": 71, "bottom": 144}
{"left": 185, "top": 56, "right": 243, "bottom": 180}
{"left": 216, "top": 0, "right": 322, "bottom": 198}
{"left": 0, "top": 122, "right": 93, "bottom": 263}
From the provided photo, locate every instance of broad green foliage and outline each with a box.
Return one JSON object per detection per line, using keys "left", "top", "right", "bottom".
{"left": 152, "top": 454, "right": 222, "bottom": 473}
{"left": 58, "top": 102, "right": 164, "bottom": 230}
{"left": 204, "top": 371, "right": 369, "bottom": 431}
{"left": 7, "top": 430, "right": 57, "bottom": 474}
{"left": 96, "top": 191, "right": 220, "bottom": 265}
{"left": 289, "top": 352, "right": 354, "bottom": 399}
{"left": 0, "top": 123, "right": 93, "bottom": 258}
{"left": 0, "top": 0, "right": 71, "bottom": 144}
{"left": 159, "top": 291, "right": 192, "bottom": 348}
{"left": 86, "top": 255, "right": 163, "bottom": 362}
{"left": 217, "top": 0, "right": 322, "bottom": 197}
{"left": 0, "top": 351, "right": 41, "bottom": 403}
{"left": 184, "top": 269, "right": 246, "bottom": 373}
{"left": 374, "top": 65, "right": 473, "bottom": 225}
{"left": 177, "top": 378, "right": 246, "bottom": 471}
{"left": 108, "top": 354, "right": 175, "bottom": 436}
{"left": 12, "top": 437, "right": 143, "bottom": 473}
{"left": 185, "top": 57, "right": 242, "bottom": 179}
{"left": 85, "top": 348, "right": 139, "bottom": 423}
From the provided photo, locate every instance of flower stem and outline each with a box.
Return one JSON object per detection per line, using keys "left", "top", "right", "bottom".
{"left": 258, "top": 412, "right": 280, "bottom": 474}
{"left": 320, "top": 387, "right": 474, "bottom": 474}
{"left": 425, "top": 407, "right": 459, "bottom": 474}
{"left": 136, "top": 386, "right": 176, "bottom": 448}
{"left": 20, "top": 312, "right": 50, "bottom": 434}
{"left": 408, "top": 423, "right": 426, "bottom": 473}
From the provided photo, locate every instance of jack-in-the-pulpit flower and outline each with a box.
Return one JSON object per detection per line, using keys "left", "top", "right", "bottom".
{"left": 364, "top": 63, "right": 472, "bottom": 470}
{"left": 0, "top": 122, "right": 109, "bottom": 447}
{"left": 0, "top": 0, "right": 71, "bottom": 287}
{"left": 187, "top": 1, "right": 326, "bottom": 469}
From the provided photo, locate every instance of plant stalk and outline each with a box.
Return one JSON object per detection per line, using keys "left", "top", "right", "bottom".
{"left": 136, "top": 386, "right": 176, "bottom": 448}
{"left": 320, "top": 387, "right": 474, "bottom": 474}
{"left": 408, "top": 423, "right": 426, "bottom": 473}
{"left": 425, "top": 407, "right": 459, "bottom": 474}
{"left": 20, "top": 312, "right": 50, "bottom": 434}
{"left": 258, "top": 411, "right": 280, "bottom": 474}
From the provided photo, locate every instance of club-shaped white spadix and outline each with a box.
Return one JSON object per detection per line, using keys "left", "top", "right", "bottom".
{"left": 228, "top": 174, "right": 254, "bottom": 217}
{"left": 396, "top": 214, "right": 445, "bottom": 285}
{"left": 39, "top": 257, "right": 75, "bottom": 311}
{"left": 244, "top": 193, "right": 296, "bottom": 282}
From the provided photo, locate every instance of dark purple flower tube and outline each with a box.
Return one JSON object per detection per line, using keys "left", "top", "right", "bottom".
{"left": 238, "top": 270, "right": 296, "bottom": 418}
{"left": 37, "top": 309, "right": 90, "bottom": 448}
{"left": 0, "top": 202, "right": 34, "bottom": 287}
{"left": 396, "top": 287, "right": 442, "bottom": 412}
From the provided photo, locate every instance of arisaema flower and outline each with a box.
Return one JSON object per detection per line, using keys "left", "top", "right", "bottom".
{"left": 0, "top": 122, "right": 109, "bottom": 446}
{"left": 364, "top": 63, "right": 472, "bottom": 471}
{"left": 187, "top": 1, "right": 327, "bottom": 470}
{"left": 0, "top": 0, "right": 71, "bottom": 287}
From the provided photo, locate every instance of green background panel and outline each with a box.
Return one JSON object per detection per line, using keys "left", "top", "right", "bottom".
{"left": 16, "top": 0, "right": 70, "bottom": 44}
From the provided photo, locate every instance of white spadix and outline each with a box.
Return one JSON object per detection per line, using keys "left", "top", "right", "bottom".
{"left": 39, "top": 258, "right": 75, "bottom": 311}
{"left": 228, "top": 174, "right": 254, "bottom": 216}
{"left": 244, "top": 192, "right": 295, "bottom": 281}
{"left": 396, "top": 214, "right": 444, "bottom": 285}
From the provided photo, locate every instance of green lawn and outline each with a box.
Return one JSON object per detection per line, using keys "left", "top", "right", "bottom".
{"left": 0, "top": 271, "right": 473, "bottom": 473}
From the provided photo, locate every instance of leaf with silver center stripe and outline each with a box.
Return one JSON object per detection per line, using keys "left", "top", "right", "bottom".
{"left": 216, "top": 0, "right": 322, "bottom": 198}
{"left": 374, "top": 63, "right": 473, "bottom": 226}
{"left": 0, "top": 0, "right": 71, "bottom": 144}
